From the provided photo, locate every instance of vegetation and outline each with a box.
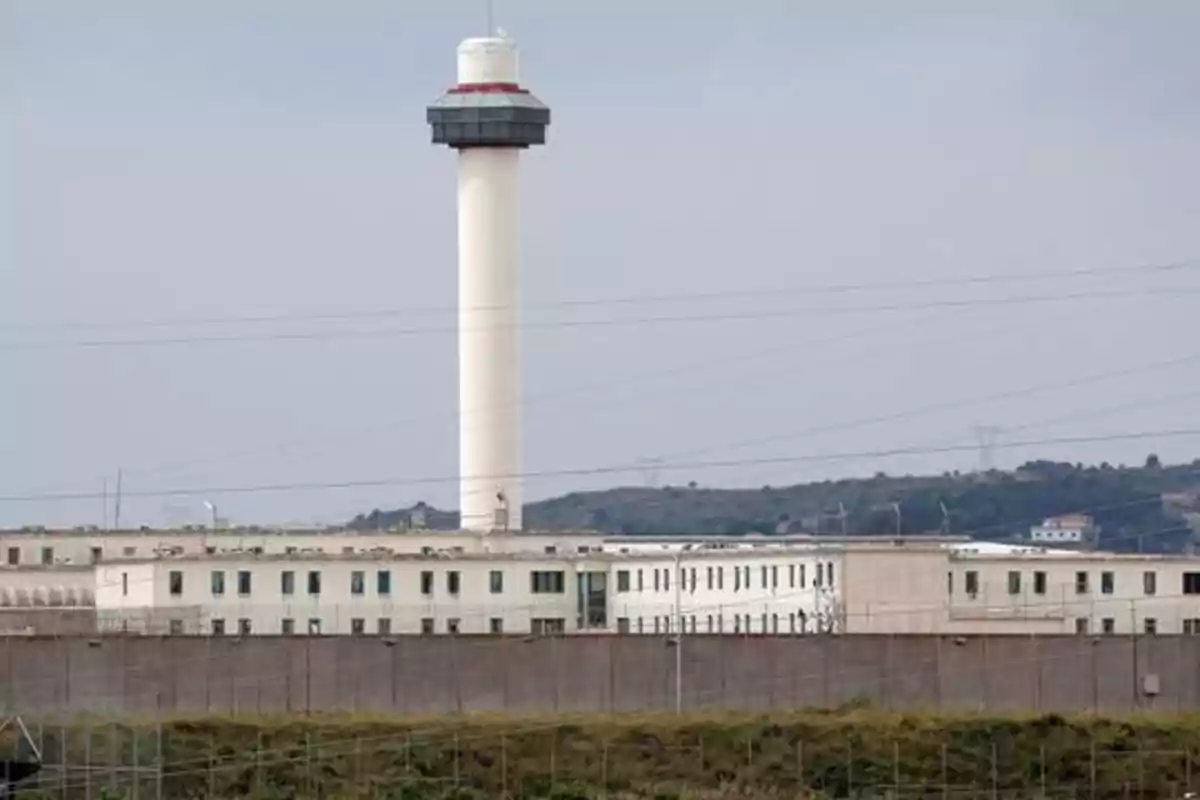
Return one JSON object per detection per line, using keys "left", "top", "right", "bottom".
{"left": 350, "top": 456, "right": 1200, "bottom": 553}
{"left": 9, "top": 711, "right": 1200, "bottom": 798}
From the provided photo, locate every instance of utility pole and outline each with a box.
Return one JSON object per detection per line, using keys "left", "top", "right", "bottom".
{"left": 113, "top": 469, "right": 123, "bottom": 530}
{"left": 974, "top": 426, "right": 1002, "bottom": 472}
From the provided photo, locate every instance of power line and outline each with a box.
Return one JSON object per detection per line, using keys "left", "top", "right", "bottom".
{"left": 6, "top": 257, "right": 1196, "bottom": 333}
{"left": 1, "top": 428, "right": 1196, "bottom": 504}
{"left": 6, "top": 284, "right": 1199, "bottom": 350}
{"left": 6, "top": 293, "right": 1042, "bottom": 498}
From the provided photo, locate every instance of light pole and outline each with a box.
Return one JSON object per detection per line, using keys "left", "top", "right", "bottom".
{"left": 673, "top": 551, "right": 683, "bottom": 714}
{"left": 203, "top": 501, "right": 217, "bottom": 553}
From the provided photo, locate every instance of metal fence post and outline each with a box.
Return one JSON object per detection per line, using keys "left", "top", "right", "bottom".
{"left": 156, "top": 720, "right": 163, "bottom": 800}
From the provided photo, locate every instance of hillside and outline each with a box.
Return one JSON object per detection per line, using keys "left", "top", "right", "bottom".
{"left": 349, "top": 457, "right": 1200, "bottom": 553}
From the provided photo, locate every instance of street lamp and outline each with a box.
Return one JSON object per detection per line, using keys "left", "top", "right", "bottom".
{"left": 673, "top": 551, "right": 683, "bottom": 714}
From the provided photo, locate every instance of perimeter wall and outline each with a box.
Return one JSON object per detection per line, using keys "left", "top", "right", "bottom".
{"left": 3, "top": 634, "right": 1196, "bottom": 716}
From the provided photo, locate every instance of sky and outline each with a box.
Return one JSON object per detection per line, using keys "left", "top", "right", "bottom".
{"left": 3, "top": 1, "right": 1200, "bottom": 529}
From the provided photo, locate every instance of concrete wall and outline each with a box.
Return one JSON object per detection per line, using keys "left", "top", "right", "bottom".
{"left": 4, "top": 634, "right": 1199, "bottom": 716}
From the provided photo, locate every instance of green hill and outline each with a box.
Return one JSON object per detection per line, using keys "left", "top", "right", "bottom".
{"left": 349, "top": 456, "right": 1200, "bottom": 553}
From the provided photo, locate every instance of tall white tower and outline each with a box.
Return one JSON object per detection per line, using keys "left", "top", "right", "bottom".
{"left": 427, "top": 34, "right": 550, "bottom": 532}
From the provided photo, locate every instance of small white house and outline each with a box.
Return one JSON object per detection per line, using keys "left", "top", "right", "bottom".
{"left": 1029, "top": 514, "right": 1095, "bottom": 544}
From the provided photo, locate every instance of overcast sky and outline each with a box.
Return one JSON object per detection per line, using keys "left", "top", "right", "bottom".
{"left": 4, "top": 1, "right": 1200, "bottom": 528}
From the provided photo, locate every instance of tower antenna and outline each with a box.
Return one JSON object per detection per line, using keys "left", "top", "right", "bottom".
{"left": 486, "top": 0, "right": 495, "bottom": 36}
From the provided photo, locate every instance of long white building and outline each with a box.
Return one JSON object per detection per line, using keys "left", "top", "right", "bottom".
{"left": 12, "top": 527, "right": 1200, "bottom": 637}
{"left": 92, "top": 544, "right": 841, "bottom": 637}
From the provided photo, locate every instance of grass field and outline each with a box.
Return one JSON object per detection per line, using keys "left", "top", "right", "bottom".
{"left": 6, "top": 710, "right": 1200, "bottom": 798}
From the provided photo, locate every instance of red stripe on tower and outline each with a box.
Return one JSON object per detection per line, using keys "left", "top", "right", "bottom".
{"left": 448, "top": 82, "right": 529, "bottom": 94}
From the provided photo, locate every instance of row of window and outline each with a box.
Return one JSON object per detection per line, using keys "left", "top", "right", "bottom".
{"left": 161, "top": 568, "right": 568, "bottom": 599}
{"left": 167, "top": 616, "right": 568, "bottom": 636}
{"left": 950, "top": 569, "right": 1200, "bottom": 597}
{"left": 614, "top": 610, "right": 816, "bottom": 635}
{"left": 614, "top": 563, "right": 834, "bottom": 594}
{"left": 1074, "top": 617, "right": 1200, "bottom": 635}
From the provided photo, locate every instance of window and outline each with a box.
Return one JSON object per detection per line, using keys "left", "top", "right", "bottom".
{"left": 281, "top": 618, "right": 295, "bottom": 635}
{"left": 308, "top": 618, "right": 322, "bottom": 635}
{"left": 761, "top": 566, "right": 768, "bottom": 588}
{"left": 122, "top": 572, "right": 128, "bottom": 597}
{"left": 1101, "top": 571, "right": 1114, "bottom": 595}
{"left": 1102, "top": 618, "right": 1115, "bottom": 634}
{"left": 377, "top": 570, "right": 392, "bottom": 597}
{"left": 734, "top": 568, "right": 741, "bottom": 592}
{"left": 378, "top": 618, "right": 391, "bottom": 635}
{"left": 771, "top": 565, "right": 779, "bottom": 589}
{"left": 6, "top": 547, "right": 18, "bottom": 565}
{"left": 789, "top": 613, "right": 796, "bottom": 633}
{"left": 490, "top": 570, "right": 504, "bottom": 594}
{"left": 1144, "top": 571, "right": 1157, "bottom": 596}
{"left": 531, "top": 618, "right": 566, "bottom": 636}
{"left": 1007, "top": 571, "right": 1021, "bottom": 595}
{"left": 1184, "top": 619, "right": 1200, "bottom": 635}
{"left": 788, "top": 564, "right": 796, "bottom": 588}
{"left": 351, "top": 571, "right": 365, "bottom": 596}
{"left": 41, "top": 547, "right": 53, "bottom": 565}
{"left": 123, "top": 546, "right": 136, "bottom": 557}
{"left": 1145, "top": 618, "right": 1158, "bottom": 635}
{"left": 281, "top": 571, "right": 295, "bottom": 596}
{"left": 743, "top": 566, "right": 751, "bottom": 587}
{"left": 447, "top": 571, "right": 461, "bottom": 595}
{"left": 1074, "top": 617, "right": 1088, "bottom": 634}
{"left": 707, "top": 566, "right": 714, "bottom": 590}
{"left": 530, "top": 570, "right": 566, "bottom": 594}
{"left": 717, "top": 566, "right": 724, "bottom": 590}
{"left": 760, "top": 613, "right": 767, "bottom": 632}
{"left": 814, "top": 564, "right": 823, "bottom": 587}
{"left": 690, "top": 567, "right": 697, "bottom": 592}
{"left": 1034, "top": 571, "right": 1047, "bottom": 595}
{"left": 663, "top": 569, "right": 670, "bottom": 592}
{"left": 447, "top": 618, "right": 461, "bottom": 634}
{"left": 169, "top": 571, "right": 184, "bottom": 596}
{"left": 617, "top": 617, "right": 630, "bottom": 634}
{"left": 637, "top": 569, "right": 644, "bottom": 592}
{"left": 1184, "top": 573, "right": 1200, "bottom": 595}
{"left": 351, "top": 618, "right": 365, "bottom": 635}
{"left": 965, "top": 571, "right": 979, "bottom": 596}
{"left": 653, "top": 617, "right": 661, "bottom": 634}
{"left": 771, "top": 613, "right": 779, "bottom": 633}
{"left": 616, "top": 570, "right": 630, "bottom": 592}
{"left": 211, "top": 618, "right": 226, "bottom": 636}
{"left": 238, "top": 618, "right": 251, "bottom": 636}
{"left": 237, "top": 570, "right": 252, "bottom": 596}
{"left": 211, "top": 571, "right": 226, "bottom": 597}
{"left": 307, "top": 571, "right": 322, "bottom": 596}
{"left": 91, "top": 547, "right": 102, "bottom": 564}
{"left": 947, "top": 571, "right": 953, "bottom": 596}
{"left": 637, "top": 617, "right": 644, "bottom": 634}
{"left": 798, "top": 564, "right": 805, "bottom": 588}
{"left": 168, "top": 619, "right": 184, "bottom": 635}
{"left": 489, "top": 617, "right": 504, "bottom": 634}
{"left": 420, "top": 571, "right": 434, "bottom": 595}
{"left": 734, "top": 615, "right": 741, "bottom": 634}
{"left": 420, "top": 618, "right": 434, "bottom": 634}
{"left": 1075, "top": 568, "right": 1094, "bottom": 594}
{"left": 654, "top": 569, "right": 660, "bottom": 592}
{"left": 827, "top": 562, "right": 835, "bottom": 587}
